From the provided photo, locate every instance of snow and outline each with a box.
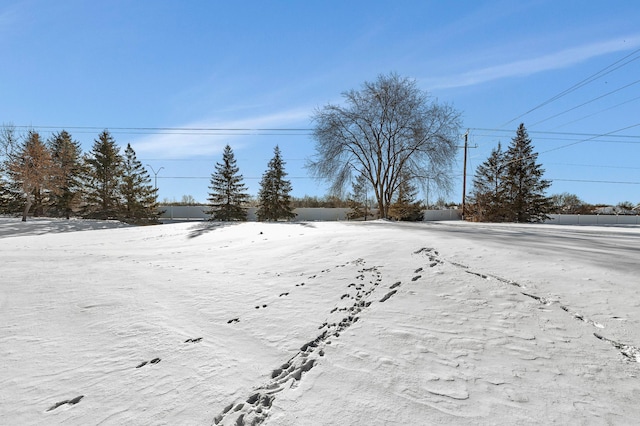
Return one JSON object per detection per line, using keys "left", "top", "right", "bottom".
{"left": 1, "top": 218, "right": 639, "bottom": 425}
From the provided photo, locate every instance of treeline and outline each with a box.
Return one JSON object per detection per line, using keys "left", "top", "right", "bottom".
{"left": 466, "top": 123, "right": 638, "bottom": 222}
{"left": 0, "top": 126, "right": 158, "bottom": 224}
{"left": 548, "top": 195, "right": 638, "bottom": 215}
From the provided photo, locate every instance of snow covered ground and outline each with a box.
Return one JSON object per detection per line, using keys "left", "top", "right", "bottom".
{"left": 1, "top": 218, "right": 639, "bottom": 425}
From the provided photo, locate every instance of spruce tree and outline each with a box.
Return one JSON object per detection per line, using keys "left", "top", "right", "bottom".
{"left": 0, "top": 178, "right": 19, "bottom": 214}
{"left": 0, "top": 126, "right": 19, "bottom": 214}
{"left": 388, "top": 176, "right": 423, "bottom": 221}
{"left": 256, "top": 145, "right": 296, "bottom": 221}
{"left": 120, "top": 143, "right": 159, "bottom": 224}
{"left": 503, "top": 124, "right": 552, "bottom": 223}
{"left": 347, "top": 172, "right": 370, "bottom": 220}
{"left": 468, "top": 143, "right": 508, "bottom": 222}
{"left": 48, "top": 130, "right": 83, "bottom": 219}
{"left": 207, "top": 145, "right": 249, "bottom": 221}
{"left": 84, "top": 130, "right": 123, "bottom": 219}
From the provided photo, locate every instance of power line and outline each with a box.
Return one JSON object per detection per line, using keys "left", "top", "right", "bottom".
{"left": 529, "top": 78, "right": 640, "bottom": 127}
{"left": 550, "top": 94, "right": 640, "bottom": 130}
{"left": 469, "top": 127, "right": 640, "bottom": 138}
{"left": 11, "top": 125, "right": 313, "bottom": 135}
{"left": 552, "top": 178, "right": 640, "bottom": 185}
{"left": 500, "top": 46, "right": 640, "bottom": 128}
{"left": 547, "top": 162, "right": 640, "bottom": 170}
{"left": 539, "top": 122, "right": 640, "bottom": 155}
{"left": 471, "top": 134, "right": 640, "bottom": 144}
{"left": 156, "top": 176, "right": 314, "bottom": 180}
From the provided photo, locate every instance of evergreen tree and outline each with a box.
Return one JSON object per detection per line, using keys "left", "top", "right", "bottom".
{"left": 503, "top": 124, "right": 552, "bottom": 222}
{"left": 256, "top": 145, "right": 296, "bottom": 221}
{"left": 347, "top": 172, "right": 370, "bottom": 220}
{"left": 388, "top": 176, "right": 423, "bottom": 221}
{"left": 84, "top": 130, "right": 123, "bottom": 219}
{"left": 0, "top": 178, "right": 20, "bottom": 214}
{"left": 0, "top": 125, "right": 22, "bottom": 214}
{"left": 207, "top": 145, "right": 249, "bottom": 221}
{"left": 120, "top": 143, "right": 159, "bottom": 224}
{"left": 48, "top": 130, "right": 83, "bottom": 219}
{"left": 467, "top": 142, "right": 508, "bottom": 222}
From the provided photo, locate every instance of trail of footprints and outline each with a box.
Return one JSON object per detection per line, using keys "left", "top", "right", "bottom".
{"left": 47, "top": 245, "right": 639, "bottom": 418}
{"left": 213, "top": 259, "right": 383, "bottom": 425}
{"left": 214, "top": 252, "right": 443, "bottom": 425}
{"left": 447, "top": 252, "right": 640, "bottom": 364}
{"left": 50, "top": 247, "right": 438, "bottom": 416}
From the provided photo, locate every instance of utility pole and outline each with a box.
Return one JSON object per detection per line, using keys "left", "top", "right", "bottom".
{"left": 461, "top": 130, "right": 469, "bottom": 220}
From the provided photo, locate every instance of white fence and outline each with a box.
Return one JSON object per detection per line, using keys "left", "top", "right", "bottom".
{"left": 158, "top": 206, "right": 461, "bottom": 222}
{"left": 545, "top": 214, "right": 640, "bottom": 226}
{"left": 158, "top": 206, "right": 351, "bottom": 222}
{"left": 157, "top": 206, "right": 638, "bottom": 226}
{"left": 424, "top": 209, "right": 462, "bottom": 221}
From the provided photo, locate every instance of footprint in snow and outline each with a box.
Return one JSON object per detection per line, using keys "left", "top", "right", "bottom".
{"left": 136, "top": 358, "right": 161, "bottom": 368}
{"left": 47, "top": 395, "right": 84, "bottom": 412}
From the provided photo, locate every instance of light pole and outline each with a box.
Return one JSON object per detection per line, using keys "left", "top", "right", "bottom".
{"left": 146, "top": 165, "right": 164, "bottom": 189}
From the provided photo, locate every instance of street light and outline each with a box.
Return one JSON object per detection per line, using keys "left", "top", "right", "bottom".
{"left": 146, "top": 164, "right": 164, "bottom": 189}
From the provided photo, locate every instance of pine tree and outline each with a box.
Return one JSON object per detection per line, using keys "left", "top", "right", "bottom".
{"left": 48, "top": 130, "right": 83, "bottom": 219}
{"left": 84, "top": 130, "right": 123, "bottom": 219}
{"left": 120, "top": 143, "right": 159, "bottom": 224}
{"left": 388, "top": 176, "right": 423, "bottom": 221}
{"left": 467, "top": 142, "right": 508, "bottom": 222}
{"left": 207, "top": 145, "right": 249, "bottom": 221}
{"left": 503, "top": 124, "right": 552, "bottom": 222}
{"left": 256, "top": 145, "right": 296, "bottom": 221}
{"left": 0, "top": 178, "right": 20, "bottom": 214}
{"left": 347, "top": 172, "right": 370, "bottom": 220}
{"left": 0, "top": 125, "right": 21, "bottom": 214}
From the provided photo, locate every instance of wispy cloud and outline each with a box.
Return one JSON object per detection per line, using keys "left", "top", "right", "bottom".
{"left": 131, "top": 107, "right": 312, "bottom": 159}
{"left": 0, "top": 5, "right": 20, "bottom": 33}
{"left": 424, "top": 35, "right": 640, "bottom": 90}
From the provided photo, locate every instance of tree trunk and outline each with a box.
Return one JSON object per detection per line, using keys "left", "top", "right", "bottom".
{"left": 22, "top": 193, "right": 32, "bottom": 222}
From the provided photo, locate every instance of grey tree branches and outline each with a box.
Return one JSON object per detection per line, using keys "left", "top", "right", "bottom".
{"left": 308, "top": 73, "right": 461, "bottom": 218}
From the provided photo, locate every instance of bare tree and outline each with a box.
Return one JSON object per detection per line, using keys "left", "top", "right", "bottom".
{"left": 308, "top": 73, "right": 461, "bottom": 218}
{"left": 8, "top": 130, "right": 58, "bottom": 221}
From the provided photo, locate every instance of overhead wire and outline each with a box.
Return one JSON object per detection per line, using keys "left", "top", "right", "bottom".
{"left": 500, "top": 46, "right": 640, "bottom": 128}
{"left": 529, "top": 78, "right": 640, "bottom": 127}
{"left": 549, "top": 94, "right": 640, "bottom": 130}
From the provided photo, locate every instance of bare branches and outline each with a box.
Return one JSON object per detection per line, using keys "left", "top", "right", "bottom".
{"left": 308, "top": 73, "right": 461, "bottom": 218}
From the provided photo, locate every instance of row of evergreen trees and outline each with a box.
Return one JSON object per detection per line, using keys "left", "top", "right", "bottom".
{"left": 0, "top": 128, "right": 158, "bottom": 223}
{"left": 207, "top": 145, "right": 296, "bottom": 221}
{"left": 467, "top": 124, "right": 552, "bottom": 222}
{"left": 1, "top": 122, "right": 553, "bottom": 224}
{"left": 207, "top": 144, "right": 427, "bottom": 222}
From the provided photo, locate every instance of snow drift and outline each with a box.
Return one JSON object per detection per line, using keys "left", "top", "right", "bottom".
{"left": 1, "top": 218, "right": 639, "bottom": 425}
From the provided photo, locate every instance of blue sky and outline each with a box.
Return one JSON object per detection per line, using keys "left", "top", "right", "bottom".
{"left": 2, "top": 0, "right": 639, "bottom": 205}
